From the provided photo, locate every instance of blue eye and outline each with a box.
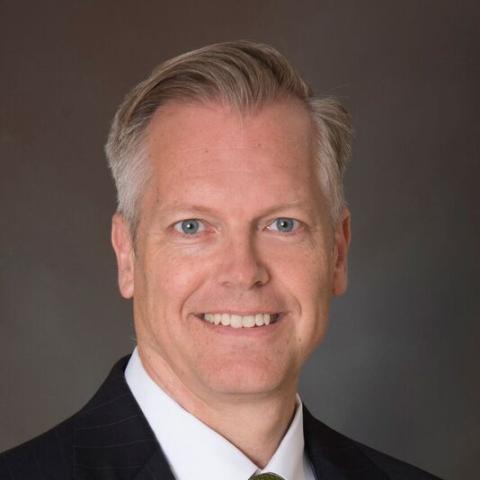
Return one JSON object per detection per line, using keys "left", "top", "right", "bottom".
{"left": 268, "top": 218, "right": 299, "bottom": 233}
{"left": 174, "top": 219, "right": 204, "bottom": 235}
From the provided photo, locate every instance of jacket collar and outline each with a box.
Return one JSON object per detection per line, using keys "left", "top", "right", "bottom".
{"left": 303, "top": 407, "right": 388, "bottom": 479}
{"left": 73, "top": 356, "right": 387, "bottom": 479}
{"left": 73, "top": 355, "right": 174, "bottom": 480}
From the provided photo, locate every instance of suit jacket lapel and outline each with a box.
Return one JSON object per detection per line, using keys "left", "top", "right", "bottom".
{"left": 132, "top": 449, "right": 176, "bottom": 480}
{"left": 72, "top": 357, "right": 389, "bottom": 480}
{"left": 73, "top": 356, "right": 175, "bottom": 480}
{"left": 303, "top": 406, "right": 388, "bottom": 480}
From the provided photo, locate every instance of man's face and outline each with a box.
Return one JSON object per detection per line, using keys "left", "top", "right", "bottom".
{"left": 112, "top": 99, "right": 350, "bottom": 402}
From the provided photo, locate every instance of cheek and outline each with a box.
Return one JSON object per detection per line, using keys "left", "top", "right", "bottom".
{"left": 140, "top": 247, "right": 208, "bottom": 314}
{"left": 272, "top": 238, "right": 333, "bottom": 295}
{"left": 271, "top": 242, "right": 333, "bottom": 346}
{"left": 134, "top": 251, "right": 206, "bottom": 356}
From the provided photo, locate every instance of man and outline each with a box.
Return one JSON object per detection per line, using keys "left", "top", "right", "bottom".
{"left": 0, "top": 41, "right": 440, "bottom": 479}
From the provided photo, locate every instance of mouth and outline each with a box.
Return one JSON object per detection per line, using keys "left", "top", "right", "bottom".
{"left": 195, "top": 312, "right": 282, "bottom": 328}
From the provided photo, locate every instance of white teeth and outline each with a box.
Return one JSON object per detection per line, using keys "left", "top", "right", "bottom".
{"left": 242, "top": 315, "right": 255, "bottom": 328}
{"left": 231, "top": 315, "right": 242, "bottom": 328}
{"left": 202, "top": 313, "right": 276, "bottom": 328}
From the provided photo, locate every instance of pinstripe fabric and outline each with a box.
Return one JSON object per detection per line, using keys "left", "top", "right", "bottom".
{"left": 0, "top": 356, "right": 441, "bottom": 479}
{"left": 0, "top": 357, "right": 174, "bottom": 480}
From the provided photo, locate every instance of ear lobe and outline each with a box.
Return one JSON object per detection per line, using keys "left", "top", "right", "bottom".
{"left": 111, "top": 213, "right": 135, "bottom": 299}
{"left": 332, "top": 208, "right": 351, "bottom": 297}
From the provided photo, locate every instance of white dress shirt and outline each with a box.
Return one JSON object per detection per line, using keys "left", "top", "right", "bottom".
{"left": 125, "top": 348, "right": 316, "bottom": 480}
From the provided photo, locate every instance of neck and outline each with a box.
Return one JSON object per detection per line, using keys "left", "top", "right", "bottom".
{"left": 138, "top": 346, "right": 298, "bottom": 468}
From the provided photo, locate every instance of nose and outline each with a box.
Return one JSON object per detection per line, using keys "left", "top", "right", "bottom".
{"left": 216, "top": 234, "right": 270, "bottom": 290}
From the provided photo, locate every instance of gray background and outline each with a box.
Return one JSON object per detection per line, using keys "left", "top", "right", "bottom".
{"left": 1, "top": 1, "right": 479, "bottom": 478}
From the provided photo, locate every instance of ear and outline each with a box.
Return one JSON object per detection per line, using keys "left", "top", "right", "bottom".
{"left": 111, "top": 213, "right": 135, "bottom": 299}
{"left": 332, "top": 207, "right": 351, "bottom": 296}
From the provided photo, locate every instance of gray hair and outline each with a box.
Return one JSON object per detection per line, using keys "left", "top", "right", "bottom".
{"left": 105, "top": 40, "right": 352, "bottom": 232}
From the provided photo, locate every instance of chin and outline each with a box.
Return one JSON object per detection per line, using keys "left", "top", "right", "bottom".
{"left": 197, "top": 359, "right": 296, "bottom": 398}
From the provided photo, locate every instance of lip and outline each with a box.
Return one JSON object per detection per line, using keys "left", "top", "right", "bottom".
{"left": 195, "top": 310, "right": 283, "bottom": 316}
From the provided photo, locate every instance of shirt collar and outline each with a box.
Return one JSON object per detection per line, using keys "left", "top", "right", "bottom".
{"left": 125, "top": 347, "right": 308, "bottom": 480}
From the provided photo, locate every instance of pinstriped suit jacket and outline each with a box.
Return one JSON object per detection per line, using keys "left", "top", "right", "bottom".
{"left": 0, "top": 356, "right": 441, "bottom": 479}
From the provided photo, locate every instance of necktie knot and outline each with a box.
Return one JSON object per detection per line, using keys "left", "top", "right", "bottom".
{"left": 249, "top": 474, "right": 286, "bottom": 480}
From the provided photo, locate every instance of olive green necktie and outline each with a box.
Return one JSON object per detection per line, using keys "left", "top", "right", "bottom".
{"left": 249, "top": 474, "right": 286, "bottom": 480}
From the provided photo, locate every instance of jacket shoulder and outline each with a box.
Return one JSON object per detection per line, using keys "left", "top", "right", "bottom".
{"left": 354, "top": 441, "right": 442, "bottom": 479}
{"left": 303, "top": 407, "right": 443, "bottom": 479}
{"left": 0, "top": 416, "right": 74, "bottom": 479}
{"left": 0, "top": 356, "right": 132, "bottom": 480}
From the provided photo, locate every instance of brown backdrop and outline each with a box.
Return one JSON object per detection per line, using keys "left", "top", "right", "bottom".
{"left": 1, "top": 1, "right": 479, "bottom": 478}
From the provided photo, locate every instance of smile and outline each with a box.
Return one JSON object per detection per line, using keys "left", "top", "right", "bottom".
{"left": 199, "top": 313, "right": 281, "bottom": 328}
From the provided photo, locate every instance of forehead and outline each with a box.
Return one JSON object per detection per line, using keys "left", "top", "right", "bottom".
{"left": 144, "top": 99, "right": 321, "bottom": 211}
